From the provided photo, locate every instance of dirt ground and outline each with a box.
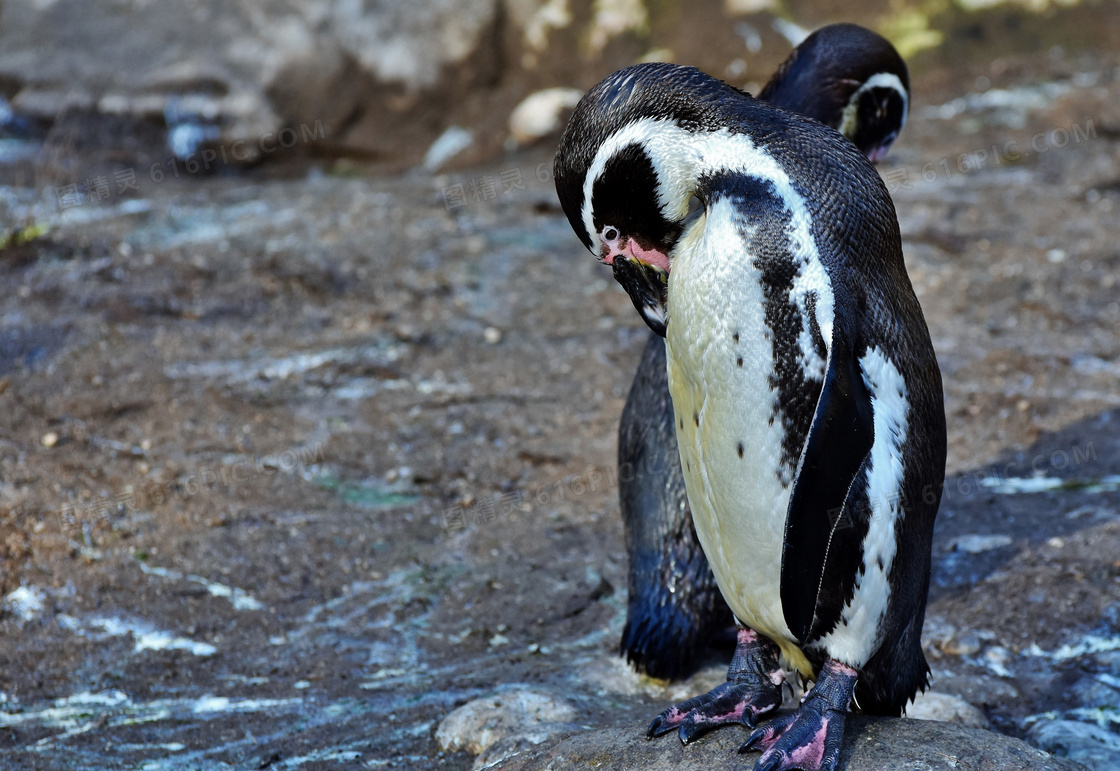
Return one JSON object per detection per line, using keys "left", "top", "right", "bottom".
{"left": 0, "top": 37, "right": 1119, "bottom": 771}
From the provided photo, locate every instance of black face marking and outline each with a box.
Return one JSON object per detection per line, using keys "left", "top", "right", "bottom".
{"left": 736, "top": 357, "right": 743, "bottom": 367}
{"left": 851, "top": 88, "right": 906, "bottom": 158}
{"left": 737, "top": 443, "right": 744, "bottom": 458}
{"left": 732, "top": 332, "right": 740, "bottom": 343}
{"left": 693, "top": 412, "right": 699, "bottom": 427}
{"left": 592, "top": 144, "right": 681, "bottom": 254}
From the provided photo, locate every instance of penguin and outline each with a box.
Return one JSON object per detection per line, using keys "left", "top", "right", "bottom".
{"left": 615, "top": 23, "right": 912, "bottom": 681}
{"left": 758, "top": 23, "right": 909, "bottom": 163}
{"left": 553, "top": 60, "right": 945, "bottom": 771}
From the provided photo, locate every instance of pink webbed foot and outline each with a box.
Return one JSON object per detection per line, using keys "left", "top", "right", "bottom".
{"left": 741, "top": 659, "right": 857, "bottom": 771}
{"left": 647, "top": 628, "right": 784, "bottom": 744}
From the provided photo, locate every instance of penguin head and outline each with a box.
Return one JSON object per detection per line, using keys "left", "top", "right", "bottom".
{"left": 759, "top": 23, "right": 910, "bottom": 163}
{"left": 553, "top": 64, "right": 733, "bottom": 335}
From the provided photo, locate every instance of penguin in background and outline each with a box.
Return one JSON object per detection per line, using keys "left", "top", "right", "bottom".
{"left": 553, "top": 28, "right": 944, "bottom": 771}
{"left": 617, "top": 24, "right": 912, "bottom": 682}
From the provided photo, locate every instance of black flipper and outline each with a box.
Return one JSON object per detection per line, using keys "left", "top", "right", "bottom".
{"left": 780, "top": 327, "right": 875, "bottom": 644}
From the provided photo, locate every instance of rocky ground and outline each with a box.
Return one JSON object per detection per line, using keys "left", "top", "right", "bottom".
{"left": 1, "top": 26, "right": 1120, "bottom": 771}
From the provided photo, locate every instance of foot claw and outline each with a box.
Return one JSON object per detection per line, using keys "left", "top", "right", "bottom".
{"left": 741, "top": 720, "right": 783, "bottom": 753}
{"left": 647, "top": 628, "right": 783, "bottom": 744}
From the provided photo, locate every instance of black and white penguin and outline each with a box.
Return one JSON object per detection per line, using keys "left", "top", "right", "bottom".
{"left": 554, "top": 59, "right": 945, "bottom": 771}
{"left": 758, "top": 23, "right": 909, "bottom": 163}
{"left": 615, "top": 24, "right": 912, "bottom": 681}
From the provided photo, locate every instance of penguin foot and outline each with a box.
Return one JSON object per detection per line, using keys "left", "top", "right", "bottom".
{"left": 647, "top": 628, "right": 783, "bottom": 744}
{"left": 740, "top": 659, "right": 858, "bottom": 771}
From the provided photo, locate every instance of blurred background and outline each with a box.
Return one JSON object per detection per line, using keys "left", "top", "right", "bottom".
{"left": 1, "top": 1, "right": 1119, "bottom": 769}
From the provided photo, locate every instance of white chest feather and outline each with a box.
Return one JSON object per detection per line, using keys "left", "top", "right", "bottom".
{"left": 664, "top": 198, "right": 795, "bottom": 645}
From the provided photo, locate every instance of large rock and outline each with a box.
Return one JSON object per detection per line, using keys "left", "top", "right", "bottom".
{"left": 485, "top": 717, "right": 1089, "bottom": 771}
{"left": 0, "top": 0, "right": 498, "bottom": 164}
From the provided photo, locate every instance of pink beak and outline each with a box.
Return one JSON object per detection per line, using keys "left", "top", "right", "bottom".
{"left": 601, "top": 236, "right": 670, "bottom": 274}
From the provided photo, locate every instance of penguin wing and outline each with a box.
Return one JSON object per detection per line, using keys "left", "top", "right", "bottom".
{"left": 779, "top": 324, "right": 875, "bottom": 644}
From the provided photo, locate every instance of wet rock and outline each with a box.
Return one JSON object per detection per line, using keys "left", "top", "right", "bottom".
{"left": 487, "top": 717, "right": 1089, "bottom": 770}
{"left": 907, "top": 691, "right": 990, "bottom": 728}
{"left": 1027, "top": 719, "right": 1120, "bottom": 771}
{"left": 435, "top": 689, "right": 579, "bottom": 755}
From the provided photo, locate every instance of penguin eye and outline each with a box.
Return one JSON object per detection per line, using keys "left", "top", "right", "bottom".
{"left": 687, "top": 195, "right": 702, "bottom": 215}
{"left": 603, "top": 226, "right": 619, "bottom": 241}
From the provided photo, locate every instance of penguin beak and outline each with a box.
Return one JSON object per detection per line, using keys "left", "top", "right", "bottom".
{"left": 866, "top": 133, "right": 897, "bottom": 164}
{"left": 612, "top": 255, "right": 669, "bottom": 337}
{"left": 867, "top": 143, "right": 891, "bottom": 164}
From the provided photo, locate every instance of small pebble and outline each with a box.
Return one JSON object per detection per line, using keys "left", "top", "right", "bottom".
{"left": 984, "top": 646, "right": 1014, "bottom": 677}
{"left": 40, "top": 432, "right": 59, "bottom": 448}
{"left": 508, "top": 88, "right": 583, "bottom": 146}
{"left": 942, "top": 631, "right": 982, "bottom": 656}
{"left": 951, "top": 534, "right": 1013, "bottom": 554}
{"left": 484, "top": 326, "right": 503, "bottom": 344}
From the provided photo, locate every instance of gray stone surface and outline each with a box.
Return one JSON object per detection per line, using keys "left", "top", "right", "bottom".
{"left": 488, "top": 717, "right": 1089, "bottom": 771}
